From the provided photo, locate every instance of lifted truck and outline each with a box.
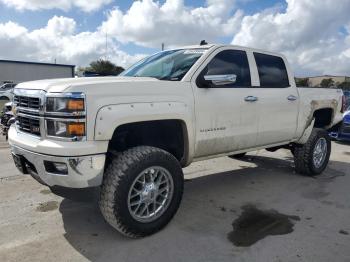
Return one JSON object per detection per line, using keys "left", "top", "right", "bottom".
{"left": 9, "top": 44, "right": 345, "bottom": 237}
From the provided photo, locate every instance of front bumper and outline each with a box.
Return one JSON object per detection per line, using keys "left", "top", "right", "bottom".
{"left": 11, "top": 145, "right": 106, "bottom": 188}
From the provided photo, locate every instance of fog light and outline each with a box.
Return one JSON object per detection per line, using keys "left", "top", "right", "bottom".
{"left": 54, "top": 162, "right": 68, "bottom": 173}
{"left": 44, "top": 161, "right": 68, "bottom": 175}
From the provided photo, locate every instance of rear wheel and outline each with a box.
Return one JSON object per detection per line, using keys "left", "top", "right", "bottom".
{"left": 229, "top": 153, "right": 247, "bottom": 159}
{"left": 293, "top": 128, "right": 331, "bottom": 176}
{"left": 99, "top": 146, "right": 184, "bottom": 238}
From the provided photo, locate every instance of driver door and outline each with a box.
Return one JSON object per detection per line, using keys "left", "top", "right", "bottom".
{"left": 191, "top": 48, "right": 259, "bottom": 158}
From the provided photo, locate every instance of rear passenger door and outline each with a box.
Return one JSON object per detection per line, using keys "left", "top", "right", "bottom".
{"left": 252, "top": 52, "right": 299, "bottom": 146}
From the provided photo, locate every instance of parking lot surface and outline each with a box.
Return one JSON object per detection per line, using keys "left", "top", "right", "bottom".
{"left": 0, "top": 135, "right": 349, "bottom": 262}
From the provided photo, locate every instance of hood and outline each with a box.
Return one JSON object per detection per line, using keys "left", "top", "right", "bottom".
{"left": 14, "top": 76, "right": 159, "bottom": 93}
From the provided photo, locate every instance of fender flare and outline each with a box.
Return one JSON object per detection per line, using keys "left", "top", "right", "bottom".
{"left": 296, "top": 119, "right": 315, "bottom": 144}
{"left": 94, "top": 102, "right": 195, "bottom": 164}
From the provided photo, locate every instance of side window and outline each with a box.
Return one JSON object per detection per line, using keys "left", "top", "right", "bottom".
{"left": 200, "top": 50, "right": 251, "bottom": 87}
{"left": 254, "top": 52, "right": 290, "bottom": 87}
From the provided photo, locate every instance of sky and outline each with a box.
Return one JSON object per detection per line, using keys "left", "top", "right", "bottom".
{"left": 0, "top": 0, "right": 349, "bottom": 77}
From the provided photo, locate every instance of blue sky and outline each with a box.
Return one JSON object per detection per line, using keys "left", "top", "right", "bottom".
{"left": 0, "top": 0, "right": 349, "bottom": 76}
{"left": 0, "top": 0, "right": 284, "bottom": 32}
{"left": 0, "top": 0, "right": 284, "bottom": 50}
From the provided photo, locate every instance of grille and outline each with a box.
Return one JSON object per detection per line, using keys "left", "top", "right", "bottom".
{"left": 14, "top": 96, "right": 40, "bottom": 110}
{"left": 17, "top": 116, "right": 40, "bottom": 136}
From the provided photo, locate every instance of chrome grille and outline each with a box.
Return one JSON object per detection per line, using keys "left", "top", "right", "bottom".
{"left": 16, "top": 116, "right": 41, "bottom": 136}
{"left": 14, "top": 96, "right": 41, "bottom": 110}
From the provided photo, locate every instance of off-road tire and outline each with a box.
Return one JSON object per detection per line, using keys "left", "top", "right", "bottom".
{"left": 229, "top": 153, "right": 247, "bottom": 159}
{"left": 293, "top": 128, "right": 331, "bottom": 176}
{"left": 99, "top": 146, "right": 184, "bottom": 238}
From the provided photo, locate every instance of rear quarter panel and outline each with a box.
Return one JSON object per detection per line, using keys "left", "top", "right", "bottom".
{"left": 296, "top": 88, "right": 343, "bottom": 139}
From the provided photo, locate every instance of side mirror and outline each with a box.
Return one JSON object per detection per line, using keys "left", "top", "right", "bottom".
{"left": 203, "top": 74, "right": 237, "bottom": 86}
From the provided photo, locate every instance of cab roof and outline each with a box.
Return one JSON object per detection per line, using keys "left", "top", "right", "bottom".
{"left": 174, "top": 44, "right": 285, "bottom": 58}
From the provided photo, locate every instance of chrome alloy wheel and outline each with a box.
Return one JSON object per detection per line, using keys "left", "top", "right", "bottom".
{"left": 127, "top": 166, "right": 174, "bottom": 223}
{"left": 313, "top": 138, "right": 328, "bottom": 168}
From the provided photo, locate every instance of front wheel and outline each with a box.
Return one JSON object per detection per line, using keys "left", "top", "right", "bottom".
{"left": 293, "top": 128, "right": 331, "bottom": 176}
{"left": 99, "top": 146, "right": 184, "bottom": 238}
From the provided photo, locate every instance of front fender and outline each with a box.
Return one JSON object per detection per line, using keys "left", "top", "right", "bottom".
{"left": 94, "top": 101, "right": 195, "bottom": 162}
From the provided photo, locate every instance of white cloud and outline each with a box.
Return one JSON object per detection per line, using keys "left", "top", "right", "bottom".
{"left": 100, "top": 0, "right": 243, "bottom": 48}
{"left": 0, "top": 0, "right": 350, "bottom": 76}
{"left": 99, "top": 0, "right": 350, "bottom": 75}
{"left": 0, "top": 0, "right": 112, "bottom": 12}
{"left": 0, "top": 16, "right": 144, "bottom": 68}
{"left": 232, "top": 0, "right": 350, "bottom": 76}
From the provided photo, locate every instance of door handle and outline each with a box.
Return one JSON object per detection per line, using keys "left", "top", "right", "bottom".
{"left": 287, "top": 95, "right": 298, "bottom": 101}
{"left": 244, "top": 96, "right": 258, "bottom": 102}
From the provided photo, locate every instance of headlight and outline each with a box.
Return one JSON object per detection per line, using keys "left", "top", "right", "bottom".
{"left": 45, "top": 92, "right": 86, "bottom": 140}
{"left": 46, "top": 93, "right": 85, "bottom": 114}
{"left": 46, "top": 120, "right": 85, "bottom": 138}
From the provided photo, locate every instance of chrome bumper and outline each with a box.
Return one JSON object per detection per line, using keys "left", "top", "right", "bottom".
{"left": 11, "top": 145, "right": 106, "bottom": 188}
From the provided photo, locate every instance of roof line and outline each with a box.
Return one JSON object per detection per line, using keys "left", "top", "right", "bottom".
{"left": 0, "top": 59, "right": 75, "bottom": 68}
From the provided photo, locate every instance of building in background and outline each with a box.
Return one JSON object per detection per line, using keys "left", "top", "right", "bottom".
{"left": 0, "top": 60, "right": 75, "bottom": 85}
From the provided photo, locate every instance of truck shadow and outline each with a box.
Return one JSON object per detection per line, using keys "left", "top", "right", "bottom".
{"left": 58, "top": 155, "right": 348, "bottom": 262}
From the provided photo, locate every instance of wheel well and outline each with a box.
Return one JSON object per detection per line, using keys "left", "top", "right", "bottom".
{"left": 313, "top": 108, "right": 333, "bottom": 128}
{"left": 108, "top": 120, "right": 188, "bottom": 165}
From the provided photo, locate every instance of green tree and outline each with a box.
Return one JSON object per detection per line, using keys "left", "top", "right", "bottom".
{"left": 320, "top": 78, "right": 335, "bottom": 88}
{"left": 295, "top": 78, "right": 309, "bottom": 87}
{"left": 85, "top": 59, "right": 124, "bottom": 76}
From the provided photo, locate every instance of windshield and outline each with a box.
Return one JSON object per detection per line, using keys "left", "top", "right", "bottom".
{"left": 120, "top": 49, "right": 206, "bottom": 81}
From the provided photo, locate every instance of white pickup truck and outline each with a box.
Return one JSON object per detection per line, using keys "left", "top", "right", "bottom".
{"left": 9, "top": 44, "right": 345, "bottom": 237}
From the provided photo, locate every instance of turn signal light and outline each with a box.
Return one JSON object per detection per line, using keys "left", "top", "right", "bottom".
{"left": 67, "top": 123, "right": 85, "bottom": 136}
{"left": 341, "top": 95, "right": 346, "bottom": 113}
{"left": 67, "top": 99, "right": 84, "bottom": 111}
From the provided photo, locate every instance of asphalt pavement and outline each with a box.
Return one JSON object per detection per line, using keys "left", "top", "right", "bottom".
{"left": 0, "top": 135, "right": 350, "bottom": 262}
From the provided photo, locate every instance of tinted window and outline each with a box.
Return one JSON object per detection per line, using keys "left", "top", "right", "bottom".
{"left": 254, "top": 53, "right": 289, "bottom": 87}
{"left": 202, "top": 50, "right": 251, "bottom": 87}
